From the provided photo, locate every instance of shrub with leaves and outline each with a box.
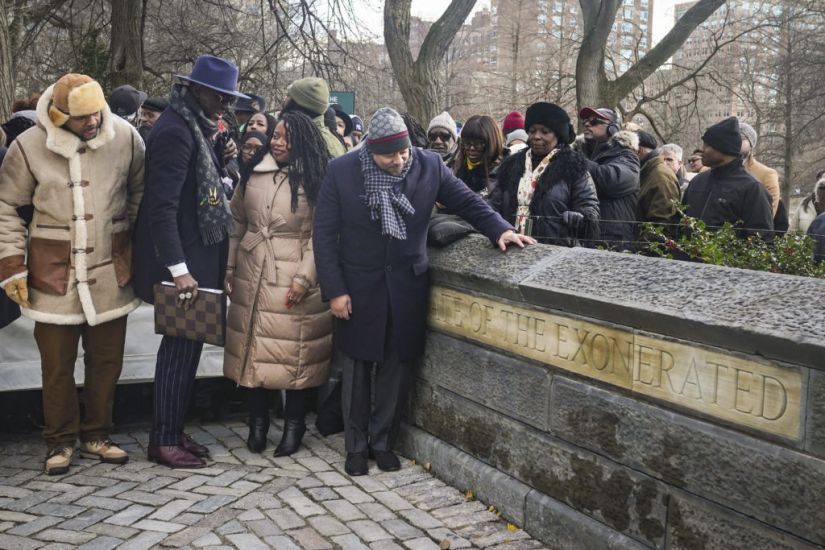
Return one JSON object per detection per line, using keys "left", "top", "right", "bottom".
{"left": 640, "top": 213, "right": 825, "bottom": 279}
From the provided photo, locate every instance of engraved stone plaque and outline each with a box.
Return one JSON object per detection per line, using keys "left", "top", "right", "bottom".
{"left": 429, "top": 287, "right": 802, "bottom": 438}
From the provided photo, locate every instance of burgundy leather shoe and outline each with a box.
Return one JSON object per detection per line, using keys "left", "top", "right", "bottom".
{"left": 147, "top": 445, "right": 205, "bottom": 469}
{"left": 182, "top": 434, "right": 210, "bottom": 458}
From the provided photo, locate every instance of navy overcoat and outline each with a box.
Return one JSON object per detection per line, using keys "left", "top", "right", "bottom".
{"left": 132, "top": 109, "right": 227, "bottom": 304}
{"left": 313, "top": 147, "right": 512, "bottom": 363}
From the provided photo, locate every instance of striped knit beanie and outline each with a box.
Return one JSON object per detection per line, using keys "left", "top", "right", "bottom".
{"left": 502, "top": 111, "right": 525, "bottom": 135}
{"left": 367, "top": 107, "right": 411, "bottom": 154}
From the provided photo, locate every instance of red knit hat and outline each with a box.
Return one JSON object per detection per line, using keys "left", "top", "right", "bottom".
{"left": 502, "top": 111, "right": 525, "bottom": 135}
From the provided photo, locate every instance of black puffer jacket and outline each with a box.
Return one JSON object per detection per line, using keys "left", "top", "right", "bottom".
{"left": 490, "top": 146, "right": 600, "bottom": 247}
{"left": 577, "top": 131, "right": 640, "bottom": 250}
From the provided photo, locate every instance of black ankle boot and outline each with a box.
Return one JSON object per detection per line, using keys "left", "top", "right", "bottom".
{"left": 274, "top": 419, "right": 306, "bottom": 457}
{"left": 247, "top": 414, "right": 270, "bottom": 453}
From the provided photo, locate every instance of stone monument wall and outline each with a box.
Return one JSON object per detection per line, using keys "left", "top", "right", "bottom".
{"left": 399, "top": 235, "right": 825, "bottom": 550}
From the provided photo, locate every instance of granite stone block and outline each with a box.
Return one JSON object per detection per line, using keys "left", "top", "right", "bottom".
{"left": 666, "top": 490, "right": 821, "bottom": 550}
{"left": 524, "top": 490, "right": 648, "bottom": 550}
{"left": 428, "top": 234, "right": 567, "bottom": 300}
{"left": 806, "top": 368, "right": 825, "bottom": 458}
{"left": 516, "top": 245, "right": 824, "bottom": 369}
{"left": 412, "top": 382, "right": 668, "bottom": 548}
{"left": 421, "top": 332, "right": 551, "bottom": 431}
{"left": 548, "top": 375, "right": 825, "bottom": 545}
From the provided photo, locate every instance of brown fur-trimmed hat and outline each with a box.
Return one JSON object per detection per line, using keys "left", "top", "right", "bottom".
{"left": 49, "top": 74, "right": 106, "bottom": 127}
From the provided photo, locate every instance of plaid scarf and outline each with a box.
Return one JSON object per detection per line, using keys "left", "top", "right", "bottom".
{"left": 359, "top": 147, "right": 415, "bottom": 240}
{"left": 169, "top": 85, "right": 233, "bottom": 246}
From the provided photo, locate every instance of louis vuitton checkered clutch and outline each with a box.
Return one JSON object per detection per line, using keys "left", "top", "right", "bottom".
{"left": 153, "top": 283, "right": 227, "bottom": 346}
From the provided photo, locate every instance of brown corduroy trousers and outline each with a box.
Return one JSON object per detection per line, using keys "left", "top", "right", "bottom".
{"left": 33, "top": 316, "right": 128, "bottom": 447}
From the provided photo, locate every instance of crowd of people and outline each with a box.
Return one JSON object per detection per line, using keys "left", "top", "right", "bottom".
{"left": 1, "top": 51, "right": 823, "bottom": 478}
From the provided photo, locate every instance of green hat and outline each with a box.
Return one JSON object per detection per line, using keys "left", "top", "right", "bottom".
{"left": 286, "top": 77, "right": 329, "bottom": 117}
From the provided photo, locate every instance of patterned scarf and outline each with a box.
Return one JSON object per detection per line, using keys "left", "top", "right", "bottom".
{"left": 169, "top": 85, "right": 233, "bottom": 246}
{"left": 515, "top": 148, "right": 558, "bottom": 235}
{"left": 359, "top": 147, "right": 415, "bottom": 240}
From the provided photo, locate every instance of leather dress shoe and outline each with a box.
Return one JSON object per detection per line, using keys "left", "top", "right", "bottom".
{"left": 345, "top": 452, "right": 369, "bottom": 476}
{"left": 147, "top": 445, "right": 205, "bottom": 469}
{"left": 273, "top": 419, "right": 306, "bottom": 457}
{"left": 182, "top": 434, "right": 210, "bottom": 458}
{"left": 247, "top": 415, "right": 270, "bottom": 454}
{"left": 373, "top": 449, "right": 401, "bottom": 472}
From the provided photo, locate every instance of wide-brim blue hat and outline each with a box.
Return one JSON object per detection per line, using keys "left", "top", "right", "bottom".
{"left": 175, "top": 55, "right": 248, "bottom": 99}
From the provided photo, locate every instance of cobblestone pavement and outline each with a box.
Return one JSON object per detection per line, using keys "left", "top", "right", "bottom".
{"left": 0, "top": 418, "right": 544, "bottom": 549}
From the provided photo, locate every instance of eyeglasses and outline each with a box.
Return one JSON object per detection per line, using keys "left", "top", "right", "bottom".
{"left": 462, "top": 140, "right": 486, "bottom": 151}
{"left": 241, "top": 143, "right": 262, "bottom": 153}
{"left": 428, "top": 131, "right": 452, "bottom": 142}
{"left": 688, "top": 157, "right": 701, "bottom": 164}
{"left": 583, "top": 118, "right": 608, "bottom": 127}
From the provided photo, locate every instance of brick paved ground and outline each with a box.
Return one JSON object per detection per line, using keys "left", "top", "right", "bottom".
{"left": 0, "top": 418, "right": 544, "bottom": 549}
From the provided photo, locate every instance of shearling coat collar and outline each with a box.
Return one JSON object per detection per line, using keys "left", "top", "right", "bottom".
{"left": 36, "top": 84, "right": 116, "bottom": 159}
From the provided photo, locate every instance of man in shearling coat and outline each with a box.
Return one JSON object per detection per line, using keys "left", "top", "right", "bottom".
{"left": 0, "top": 73, "right": 144, "bottom": 475}
{"left": 313, "top": 107, "right": 533, "bottom": 476}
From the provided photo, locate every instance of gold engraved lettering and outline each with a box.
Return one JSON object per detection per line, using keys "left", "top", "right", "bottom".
{"left": 428, "top": 287, "right": 802, "bottom": 439}
{"left": 589, "top": 333, "right": 610, "bottom": 371}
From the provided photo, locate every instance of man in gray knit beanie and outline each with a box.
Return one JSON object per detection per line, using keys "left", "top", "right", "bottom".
{"left": 426, "top": 111, "right": 458, "bottom": 165}
{"left": 313, "top": 106, "right": 534, "bottom": 477}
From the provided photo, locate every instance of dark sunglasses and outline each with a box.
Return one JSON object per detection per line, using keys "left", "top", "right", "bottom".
{"left": 428, "top": 131, "right": 452, "bottom": 142}
{"left": 212, "top": 90, "right": 236, "bottom": 107}
{"left": 688, "top": 157, "right": 701, "bottom": 163}
{"left": 583, "top": 118, "right": 608, "bottom": 127}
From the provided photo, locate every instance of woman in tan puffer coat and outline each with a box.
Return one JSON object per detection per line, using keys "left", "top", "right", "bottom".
{"left": 223, "top": 111, "right": 332, "bottom": 456}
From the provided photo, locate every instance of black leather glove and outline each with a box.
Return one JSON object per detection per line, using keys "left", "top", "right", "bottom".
{"left": 562, "top": 211, "right": 584, "bottom": 229}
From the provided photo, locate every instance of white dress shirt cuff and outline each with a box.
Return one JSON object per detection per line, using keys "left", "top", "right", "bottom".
{"left": 167, "top": 263, "right": 189, "bottom": 278}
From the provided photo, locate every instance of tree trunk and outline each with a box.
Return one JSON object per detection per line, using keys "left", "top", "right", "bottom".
{"left": 0, "top": 0, "right": 14, "bottom": 122}
{"left": 576, "top": 0, "right": 725, "bottom": 112}
{"left": 109, "top": 0, "right": 144, "bottom": 89}
{"left": 781, "top": 9, "right": 793, "bottom": 208}
{"left": 384, "top": 0, "right": 476, "bottom": 124}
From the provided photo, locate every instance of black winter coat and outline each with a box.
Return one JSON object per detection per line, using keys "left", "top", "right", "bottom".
{"left": 132, "top": 108, "right": 228, "bottom": 303}
{"left": 490, "top": 147, "right": 600, "bottom": 247}
{"left": 683, "top": 158, "right": 773, "bottom": 238}
{"left": 579, "top": 131, "right": 640, "bottom": 250}
{"left": 313, "top": 147, "right": 512, "bottom": 363}
{"left": 809, "top": 213, "right": 825, "bottom": 263}
{"left": 454, "top": 159, "right": 499, "bottom": 194}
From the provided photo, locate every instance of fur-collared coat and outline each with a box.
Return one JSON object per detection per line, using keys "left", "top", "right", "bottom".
{"left": 223, "top": 155, "right": 332, "bottom": 389}
{"left": 575, "top": 130, "right": 640, "bottom": 250}
{"left": 0, "top": 86, "right": 144, "bottom": 325}
{"left": 490, "top": 146, "right": 600, "bottom": 246}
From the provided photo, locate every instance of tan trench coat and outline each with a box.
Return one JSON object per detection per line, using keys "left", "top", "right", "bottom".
{"left": 0, "top": 85, "right": 144, "bottom": 326}
{"left": 223, "top": 154, "right": 332, "bottom": 389}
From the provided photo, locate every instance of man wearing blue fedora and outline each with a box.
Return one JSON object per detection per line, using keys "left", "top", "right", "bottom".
{"left": 133, "top": 54, "right": 247, "bottom": 468}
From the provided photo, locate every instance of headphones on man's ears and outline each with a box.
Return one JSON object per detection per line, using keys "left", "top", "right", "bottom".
{"left": 604, "top": 109, "right": 621, "bottom": 136}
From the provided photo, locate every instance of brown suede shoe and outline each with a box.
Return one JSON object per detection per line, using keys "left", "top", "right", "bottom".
{"left": 148, "top": 445, "right": 205, "bottom": 469}
{"left": 182, "top": 434, "right": 210, "bottom": 458}
{"left": 80, "top": 439, "right": 129, "bottom": 464}
{"left": 45, "top": 446, "right": 74, "bottom": 476}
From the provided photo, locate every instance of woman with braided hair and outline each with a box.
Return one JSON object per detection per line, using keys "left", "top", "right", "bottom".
{"left": 223, "top": 111, "right": 333, "bottom": 456}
